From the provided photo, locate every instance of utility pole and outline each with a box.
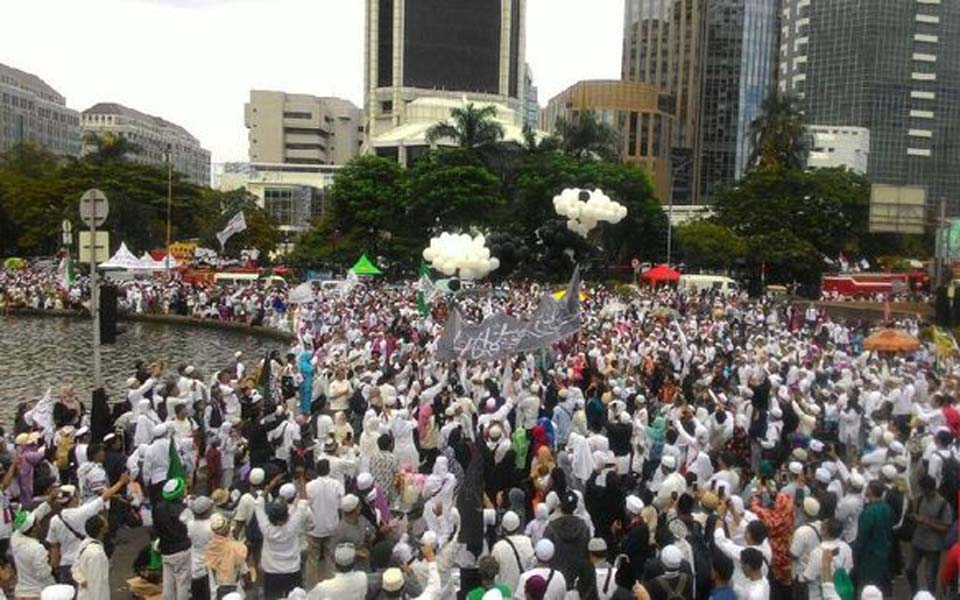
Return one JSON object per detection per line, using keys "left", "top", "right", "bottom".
{"left": 165, "top": 144, "right": 173, "bottom": 278}
{"left": 79, "top": 189, "right": 108, "bottom": 390}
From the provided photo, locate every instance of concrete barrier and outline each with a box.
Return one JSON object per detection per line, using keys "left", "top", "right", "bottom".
{"left": 6, "top": 307, "right": 296, "bottom": 342}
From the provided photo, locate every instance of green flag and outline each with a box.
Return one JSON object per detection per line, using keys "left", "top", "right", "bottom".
{"left": 417, "top": 261, "right": 432, "bottom": 316}
{"left": 167, "top": 435, "right": 186, "bottom": 481}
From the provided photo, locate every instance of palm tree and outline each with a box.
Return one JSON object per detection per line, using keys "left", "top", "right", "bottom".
{"left": 425, "top": 103, "right": 505, "bottom": 150}
{"left": 748, "top": 93, "right": 810, "bottom": 171}
{"left": 82, "top": 131, "right": 140, "bottom": 161}
{"left": 554, "top": 111, "right": 620, "bottom": 161}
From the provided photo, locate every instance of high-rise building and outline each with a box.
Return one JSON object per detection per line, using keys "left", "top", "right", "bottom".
{"left": 622, "top": 0, "right": 707, "bottom": 204}
{"left": 364, "top": 0, "right": 528, "bottom": 163}
{"left": 623, "top": 0, "right": 778, "bottom": 204}
{"left": 780, "top": 0, "right": 960, "bottom": 212}
{"left": 244, "top": 91, "right": 363, "bottom": 166}
{"left": 0, "top": 62, "right": 80, "bottom": 157}
{"left": 524, "top": 64, "right": 540, "bottom": 130}
{"left": 81, "top": 103, "right": 211, "bottom": 186}
{"left": 543, "top": 80, "right": 676, "bottom": 202}
{"left": 698, "top": 0, "right": 778, "bottom": 200}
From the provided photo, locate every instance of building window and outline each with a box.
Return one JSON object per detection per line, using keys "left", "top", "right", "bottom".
{"left": 264, "top": 188, "right": 295, "bottom": 227}
{"left": 283, "top": 112, "right": 313, "bottom": 119}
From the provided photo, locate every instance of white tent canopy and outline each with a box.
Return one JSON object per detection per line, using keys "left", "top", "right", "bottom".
{"left": 138, "top": 252, "right": 167, "bottom": 271}
{"left": 99, "top": 243, "right": 144, "bottom": 270}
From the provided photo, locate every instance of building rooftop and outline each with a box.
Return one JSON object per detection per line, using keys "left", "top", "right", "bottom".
{"left": 0, "top": 62, "right": 66, "bottom": 105}
{"left": 82, "top": 102, "right": 198, "bottom": 142}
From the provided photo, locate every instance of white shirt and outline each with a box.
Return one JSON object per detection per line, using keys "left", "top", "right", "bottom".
{"left": 802, "top": 541, "right": 854, "bottom": 600}
{"left": 515, "top": 566, "right": 567, "bottom": 600}
{"left": 142, "top": 437, "right": 173, "bottom": 485}
{"left": 255, "top": 500, "right": 312, "bottom": 574}
{"left": 735, "top": 576, "right": 771, "bottom": 600}
{"left": 182, "top": 513, "right": 215, "bottom": 579}
{"left": 72, "top": 538, "right": 109, "bottom": 600}
{"left": 307, "top": 571, "right": 368, "bottom": 600}
{"left": 47, "top": 498, "right": 105, "bottom": 566}
{"left": 491, "top": 534, "right": 535, "bottom": 592}
{"left": 12, "top": 502, "right": 54, "bottom": 597}
{"left": 306, "top": 476, "right": 344, "bottom": 538}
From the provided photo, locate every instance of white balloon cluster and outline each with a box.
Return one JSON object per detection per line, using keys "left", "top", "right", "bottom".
{"left": 422, "top": 232, "right": 500, "bottom": 280}
{"left": 553, "top": 188, "right": 628, "bottom": 237}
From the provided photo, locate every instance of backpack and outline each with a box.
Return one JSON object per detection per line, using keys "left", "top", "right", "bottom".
{"left": 832, "top": 566, "right": 854, "bottom": 600}
{"left": 655, "top": 574, "right": 689, "bottom": 600}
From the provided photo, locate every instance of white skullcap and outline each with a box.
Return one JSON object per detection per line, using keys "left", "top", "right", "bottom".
{"left": 913, "top": 592, "right": 935, "bottom": 600}
{"left": 809, "top": 439, "right": 825, "bottom": 453}
{"left": 184, "top": 365, "right": 195, "bottom": 375}
{"left": 483, "top": 508, "right": 497, "bottom": 526}
{"left": 334, "top": 543, "right": 356, "bottom": 567}
{"left": 383, "top": 568, "right": 405, "bottom": 592}
{"left": 889, "top": 441, "right": 905, "bottom": 454}
{"left": 535, "top": 539, "right": 555, "bottom": 561}
{"left": 849, "top": 473, "right": 866, "bottom": 490}
{"left": 482, "top": 589, "right": 505, "bottom": 600}
{"left": 357, "top": 472, "right": 374, "bottom": 491}
{"left": 341, "top": 494, "right": 359, "bottom": 512}
{"left": 40, "top": 585, "right": 76, "bottom": 600}
{"left": 803, "top": 497, "right": 821, "bottom": 518}
{"left": 815, "top": 467, "right": 831, "bottom": 484}
{"left": 279, "top": 483, "right": 296, "bottom": 501}
{"left": 626, "top": 495, "right": 644, "bottom": 515}
{"left": 501, "top": 511, "right": 521, "bottom": 533}
{"left": 235, "top": 351, "right": 243, "bottom": 358}
{"left": 861, "top": 586, "right": 883, "bottom": 600}
{"left": 788, "top": 462, "right": 803, "bottom": 475}
{"left": 661, "top": 455, "right": 677, "bottom": 470}
{"left": 661, "top": 544, "right": 683, "bottom": 570}
{"left": 249, "top": 468, "right": 265, "bottom": 486}
{"left": 882, "top": 431, "right": 896, "bottom": 445}
{"left": 881, "top": 464, "right": 898, "bottom": 480}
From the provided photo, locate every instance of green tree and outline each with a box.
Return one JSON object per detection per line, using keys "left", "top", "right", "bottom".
{"left": 748, "top": 94, "right": 810, "bottom": 171}
{"left": 425, "top": 103, "right": 505, "bottom": 150}
{"left": 0, "top": 143, "right": 69, "bottom": 254}
{"left": 326, "top": 155, "right": 406, "bottom": 233}
{"left": 405, "top": 149, "right": 502, "bottom": 232}
{"left": 675, "top": 220, "right": 745, "bottom": 270}
{"left": 199, "top": 189, "right": 280, "bottom": 259}
{"left": 554, "top": 111, "right": 620, "bottom": 162}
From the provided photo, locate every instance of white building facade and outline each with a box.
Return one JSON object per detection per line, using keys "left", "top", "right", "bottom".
{"left": 807, "top": 125, "right": 870, "bottom": 173}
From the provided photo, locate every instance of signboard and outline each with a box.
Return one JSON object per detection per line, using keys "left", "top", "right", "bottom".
{"left": 169, "top": 241, "right": 197, "bottom": 261}
{"left": 79, "top": 231, "right": 110, "bottom": 263}
{"left": 869, "top": 184, "right": 926, "bottom": 234}
{"left": 79, "top": 189, "right": 109, "bottom": 228}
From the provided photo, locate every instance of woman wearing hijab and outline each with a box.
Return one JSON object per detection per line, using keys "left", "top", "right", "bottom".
{"left": 530, "top": 447, "right": 556, "bottom": 508}
{"left": 53, "top": 385, "right": 83, "bottom": 429}
{"left": 298, "top": 348, "right": 314, "bottom": 414}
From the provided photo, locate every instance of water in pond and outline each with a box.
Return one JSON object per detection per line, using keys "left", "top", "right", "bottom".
{"left": 0, "top": 316, "right": 289, "bottom": 419}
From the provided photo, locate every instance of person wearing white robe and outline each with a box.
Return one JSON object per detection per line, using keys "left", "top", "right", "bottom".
{"left": 71, "top": 516, "right": 110, "bottom": 600}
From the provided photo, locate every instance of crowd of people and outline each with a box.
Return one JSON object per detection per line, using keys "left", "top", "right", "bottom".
{"left": 0, "top": 269, "right": 956, "bottom": 600}
{"left": 0, "top": 267, "right": 292, "bottom": 330}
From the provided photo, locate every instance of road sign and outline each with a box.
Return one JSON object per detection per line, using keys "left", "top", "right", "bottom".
{"left": 79, "top": 231, "right": 110, "bottom": 263}
{"left": 79, "top": 189, "right": 109, "bottom": 228}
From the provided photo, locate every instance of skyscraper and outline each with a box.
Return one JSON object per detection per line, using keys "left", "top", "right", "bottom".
{"left": 622, "top": 0, "right": 706, "bottom": 203}
{"left": 365, "top": 0, "right": 528, "bottom": 163}
{"left": 698, "top": 0, "right": 778, "bottom": 200}
{"left": 623, "top": 0, "right": 778, "bottom": 204}
{"left": 780, "top": 0, "right": 960, "bottom": 213}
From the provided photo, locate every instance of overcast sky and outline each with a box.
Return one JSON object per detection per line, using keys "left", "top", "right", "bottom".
{"left": 2, "top": 0, "right": 623, "bottom": 163}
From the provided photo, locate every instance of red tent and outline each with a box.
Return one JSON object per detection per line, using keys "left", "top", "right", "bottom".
{"left": 641, "top": 264, "right": 681, "bottom": 283}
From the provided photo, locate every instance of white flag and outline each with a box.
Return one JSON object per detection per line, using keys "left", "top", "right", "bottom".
{"left": 216, "top": 211, "right": 247, "bottom": 248}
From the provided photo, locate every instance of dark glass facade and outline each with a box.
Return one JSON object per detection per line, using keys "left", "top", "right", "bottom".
{"left": 403, "top": 0, "right": 502, "bottom": 95}
{"left": 794, "top": 0, "right": 960, "bottom": 212}
{"left": 699, "top": 0, "right": 777, "bottom": 201}
{"left": 377, "top": 0, "right": 393, "bottom": 88}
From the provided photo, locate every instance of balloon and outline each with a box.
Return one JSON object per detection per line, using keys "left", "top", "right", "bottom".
{"left": 421, "top": 231, "right": 501, "bottom": 280}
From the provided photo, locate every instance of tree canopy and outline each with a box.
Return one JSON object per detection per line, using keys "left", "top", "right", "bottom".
{"left": 425, "top": 103, "right": 505, "bottom": 150}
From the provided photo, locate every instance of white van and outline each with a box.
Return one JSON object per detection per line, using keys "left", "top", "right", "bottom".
{"left": 679, "top": 274, "right": 740, "bottom": 296}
